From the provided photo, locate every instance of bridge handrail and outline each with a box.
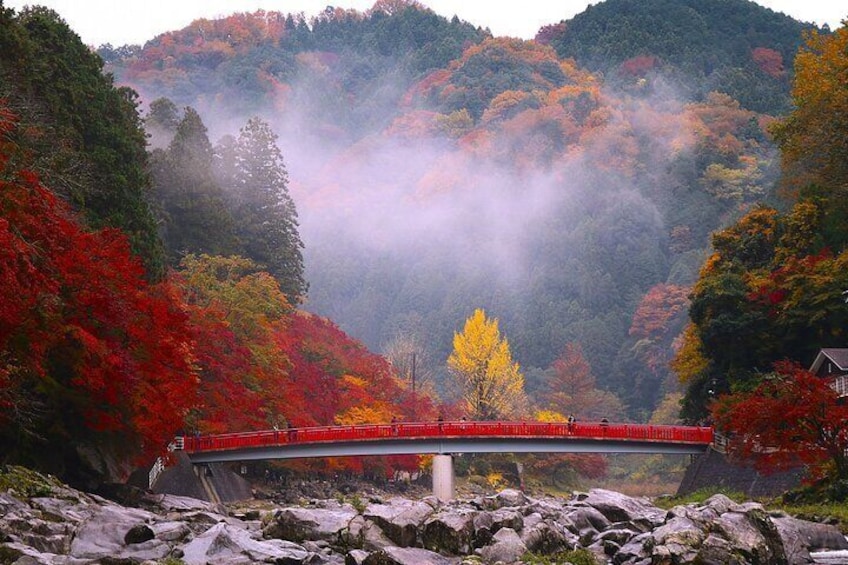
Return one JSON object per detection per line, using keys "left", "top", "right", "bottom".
{"left": 178, "top": 421, "right": 714, "bottom": 453}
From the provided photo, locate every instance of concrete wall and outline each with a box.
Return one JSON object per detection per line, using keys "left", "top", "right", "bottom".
{"left": 677, "top": 448, "right": 803, "bottom": 498}
{"left": 151, "top": 452, "right": 253, "bottom": 503}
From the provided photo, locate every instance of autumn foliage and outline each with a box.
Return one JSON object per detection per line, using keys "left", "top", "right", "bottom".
{"left": 0, "top": 108, "right": 197, "bottom": 468}
{"left": 712, "top": 362, "right": 848, "bottom": 483}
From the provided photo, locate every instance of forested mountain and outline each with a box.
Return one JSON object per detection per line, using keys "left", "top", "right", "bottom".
{"left": 96, "top": 0, "right": 817, "bottom": 421}
{"left": 540, "top": 0, "right": 816, "bottom": 114}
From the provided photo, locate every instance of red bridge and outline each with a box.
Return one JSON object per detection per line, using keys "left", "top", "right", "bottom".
{"left": 175, "top": 421, "right": 712, "bottom": 499}
{"left": 179, "top": 420, "right": 713, "bottom": 463}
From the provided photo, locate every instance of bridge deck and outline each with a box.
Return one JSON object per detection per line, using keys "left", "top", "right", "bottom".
{"left": 180, "top": 421, "right": 713, "bottom": 463}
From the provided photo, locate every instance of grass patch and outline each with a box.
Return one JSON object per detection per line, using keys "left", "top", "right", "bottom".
{"left": 775, "top": 500, "right": 848, "bottom": 533}
{"left": 521, "top": 549, "right": 601, "bottom": 565}
{"left": 653, "top": 485, "right": 848, "bottom": 534}
{"left": 0, "top": 465, "right": 57, "bottom": 498}
{"left": 653, "top": 487, "right": 750, "bottom": 509}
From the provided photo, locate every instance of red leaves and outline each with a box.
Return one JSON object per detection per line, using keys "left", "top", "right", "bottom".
{"left": 711, "top": 361, "right": 848, "bottom": 481}
{"left": 629, "top": 284, "right": 690, "bottom": 340}
{"left": 751, "top": 47, "right": 785, "bottom": 78}
{"left": 1, "top": 121, "right": 197, "bottom": 462}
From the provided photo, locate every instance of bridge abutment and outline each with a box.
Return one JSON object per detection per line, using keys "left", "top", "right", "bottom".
{"left": 432, "top": 454, "right": 454, "bottom": 500}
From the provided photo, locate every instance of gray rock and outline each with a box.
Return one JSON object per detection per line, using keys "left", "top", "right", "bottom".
{"left": 612, "top": 531, "right": 652, "bottom": 565}
{"left": 264, "top": 505, "right": 358, "bottom": 544}
{"left": 772, "top": 515, "right": 815, "bottom": 565}
{"left": 520, "top": 519, "right": 576, "bottom": 555}
{"left": 482, "top": 489, "right": 529, "bottom": 510}
{"left": 580, "top": 488, "right": 666, "bottom": 527}
{"left": 67, "top": 504, "right": 159, "bottom": 559}
{"left": 773, "top": 514, "right": 848, "bottom": 552}
{"left": 143, "top": 491, "right": 221, "bottom": 513}
{"left": 364, "top": 498, "right": 434, "bottom": 547}
{"left": 479, "top": 527, "right": 527, "bottom": 565}
{"left": 346, "top": 548, "right": 370, "bottom": 565}
{"left": 181, "top": 521, "right": 316, "bottom": 564}
{"left": 347, "top": 515, "right": 395, "bottom": 551}
{"left": 713, "top": 508, "right": 785, "bottom": 564}
{"left": 362, "top": 546, "right": 458, "bottom": 565}
{"left": 150, "top": 520, "right": 192, "bottom": 542}
{"left": 695, "top": 532, "right": 744, "bottom": 565}
{"left": 564, "top": 504, "right": 611, "bottom": 533}
{"left": 651, "top": 515, "right": 707, "bottom": 549}
{"left": 422, "top": 509, "right": 476, "bottom": 555}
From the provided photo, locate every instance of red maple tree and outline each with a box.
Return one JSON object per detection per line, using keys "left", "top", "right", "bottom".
{"left": 711, "top": 361, "right": 848, "bottom": 483}
{"left": 1, "top": 105, "right": 197, "bottom": 466}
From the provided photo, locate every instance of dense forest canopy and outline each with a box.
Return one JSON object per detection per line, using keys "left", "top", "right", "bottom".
{"left": 540, "top": 0, "right": 815, "bottom": 114}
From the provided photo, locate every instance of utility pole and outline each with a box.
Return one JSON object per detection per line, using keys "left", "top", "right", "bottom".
{"left": 411, "top": 352, "right": 417, "bottom": 421}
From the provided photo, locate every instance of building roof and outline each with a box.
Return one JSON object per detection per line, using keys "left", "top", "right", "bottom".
{"left": 809, "top": 348, "right": 848, "bottom": 373}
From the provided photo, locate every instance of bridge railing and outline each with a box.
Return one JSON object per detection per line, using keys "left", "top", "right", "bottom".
{"left": 179, "top": 421, "right": 713, "bottom": 453}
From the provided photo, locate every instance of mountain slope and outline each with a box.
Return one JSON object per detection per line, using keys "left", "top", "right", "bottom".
{"left": 541, "top": 0, "right": 816, "bottom": 114}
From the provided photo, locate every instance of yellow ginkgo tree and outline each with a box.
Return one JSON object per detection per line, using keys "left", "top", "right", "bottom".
{"left": 447, "top": 309, "right": 529, "bottom": 420}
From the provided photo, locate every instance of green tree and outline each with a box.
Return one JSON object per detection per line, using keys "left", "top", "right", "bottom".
{"left": 0, "top": 5, "right": 164, "bottom": 276}
{"left": 145, "top": 97, "right": 181, "bottom": 148}
{"left": 151, "top": 107, "right": 238, "bottom": 262}
{"left": 447, "top": 309, "right": 528, "bottom": 420}
{"left": 224, "top": 117, "right": 307, "bottom": 304}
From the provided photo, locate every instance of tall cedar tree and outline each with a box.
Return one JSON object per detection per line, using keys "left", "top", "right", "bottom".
{"left": 0, "top": 109, "right": 197, "bottom": 480}
{"left": 712, "top": 362, "right": 848, "bottom": 484}
{"left": 447, "top": 308, "right": 528, "bottom": 420}
{"left": 222, "top": 117, "right": 307, "bottom": 304}
{"left": 151, "top": 107, "right": 238, "bottom": 262}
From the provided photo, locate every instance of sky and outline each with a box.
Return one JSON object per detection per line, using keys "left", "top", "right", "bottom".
{"left": 3, "top": 0, "right": 846, "bottom": 47}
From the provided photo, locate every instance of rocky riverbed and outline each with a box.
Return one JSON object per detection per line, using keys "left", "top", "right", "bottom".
{"left": 1, "top": 467, "right": 847, "bottom": 564}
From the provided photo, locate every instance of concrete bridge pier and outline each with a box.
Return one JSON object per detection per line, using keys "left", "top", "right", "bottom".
{"left": 432, "top": 454, "right": 455, "bottom": 500}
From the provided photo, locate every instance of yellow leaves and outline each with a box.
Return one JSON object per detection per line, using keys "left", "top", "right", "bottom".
{"left": 447, "top": 308, "right": 528, "bottom": 420}
{"left": 335, "top": 403, "right": 394, "bottom": 425}
{"left": 340, "top": 374, "right": 368, "bottom": 390}
{"left": 700, "top": 159, "right": 764, "bottom": 202}
{"left": 535, "top": 409, "right": 568, "bottom": 423}
{"left": 436, "top": 109, "right": 474, "bottom": 138}
{"left": 670, "top": 324, "right": 709, "bottom": 384}
{"left": 773, "top": 25, "right": 848, "bottom": 195}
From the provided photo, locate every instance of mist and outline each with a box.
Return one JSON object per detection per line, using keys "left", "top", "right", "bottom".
{"left": 125, "top": 19, "right": 778, "bottom": 417}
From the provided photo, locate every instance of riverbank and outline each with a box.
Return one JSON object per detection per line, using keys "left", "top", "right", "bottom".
{"left": 3, "top": 464, "right": 848, "bottom": 564}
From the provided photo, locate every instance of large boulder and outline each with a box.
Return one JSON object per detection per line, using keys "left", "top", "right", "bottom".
{"left": 773, "top": 513, "right": 848, "bottom": 565}
{"left": 578, "top": 488, "right": 666, "bottom": 528}
{"left": 347, "top": 515, "right": 395, "bottom": 551}
{"left": 711, "top": 507, "right": 787, "bottom": 564}
{"left": 520, "top": 517, "right": 577, "bottom": 555}
{"left": 263, "top": 504, "right": 358, "bottom": 544}
{"left": 481, "top": 489, "right": 529, "bottom": 510}
{"left": 181, "top": 521, "right": 317, "bottom": 564}
{"left": 479, "top": 527, "right": 527, "bottom": 564}
{"left": 422, "top": 508, "right": 476, "bottom": 555}
{"left": 364, "top": 498, "right": 435, "bottom": 547}
{"left": 68, "top": 503, "right": 169, "bottom": 561}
